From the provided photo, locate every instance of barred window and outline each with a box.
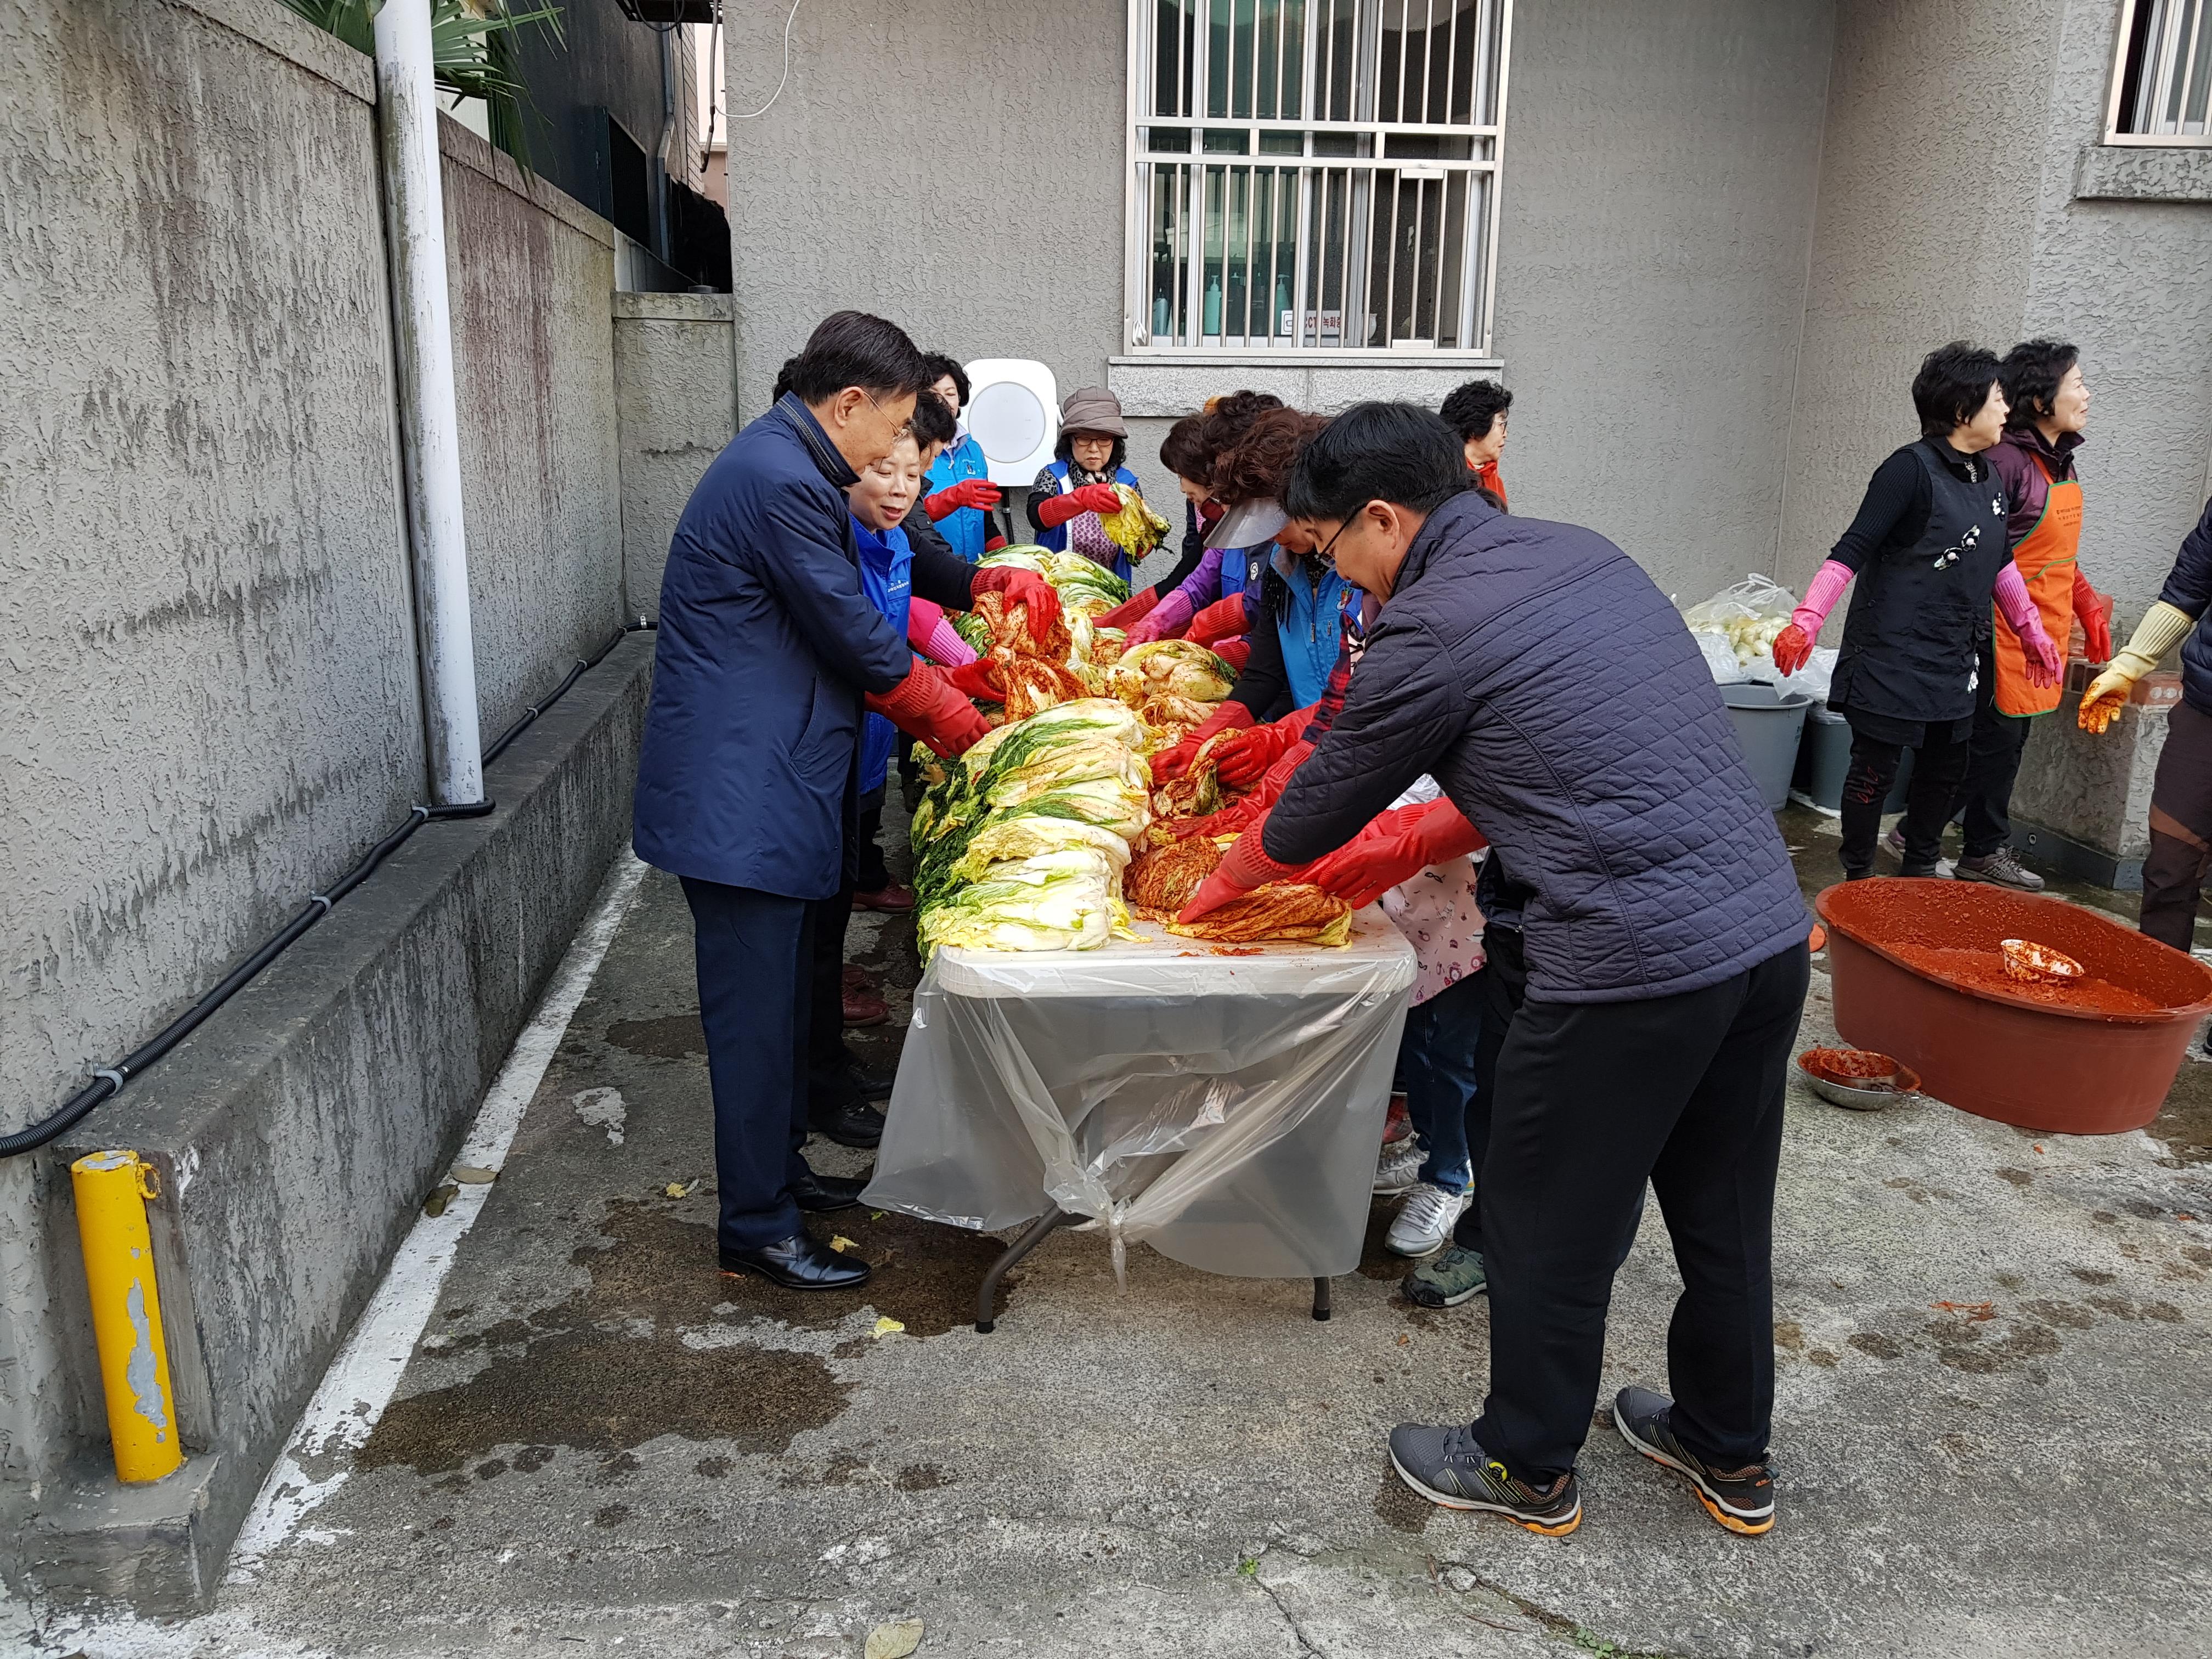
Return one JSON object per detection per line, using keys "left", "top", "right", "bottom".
{"left": 2108, "top": 0, "right": 2212, "bottom": 143}
{"left": 1125, "top": 0, "right": 1512, "bottom": 354}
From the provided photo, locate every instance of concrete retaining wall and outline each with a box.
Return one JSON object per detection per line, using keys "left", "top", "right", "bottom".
{"left": 613, "top": 294, "right": 740, "bottom": 619}
{"left": 37, "top": 639, "right": 654, "bottom": 1611}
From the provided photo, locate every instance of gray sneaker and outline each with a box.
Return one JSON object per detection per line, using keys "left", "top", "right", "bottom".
{"left": 1402, "top": 1244, "right": 1488, "bottom": 1307}
{"left": 1386, "top": 1423, "right": 1581, "bottom": 1534}
{"left": 1955, "top": 847, "right": 2045, "bottom": 891}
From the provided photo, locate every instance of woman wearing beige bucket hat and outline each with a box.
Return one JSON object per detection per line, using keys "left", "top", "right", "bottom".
{"left": 1025, "top": 385, "right": 1152, "bottom": 580}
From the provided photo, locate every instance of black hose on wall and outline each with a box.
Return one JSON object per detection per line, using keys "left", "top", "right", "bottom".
{"left": 1, "top": 620, "right": 654, "bottom": 1159}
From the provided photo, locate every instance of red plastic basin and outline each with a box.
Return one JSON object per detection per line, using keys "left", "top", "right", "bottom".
{"left": 1814, "top": 880, "right": 2212, "bottom": 1135}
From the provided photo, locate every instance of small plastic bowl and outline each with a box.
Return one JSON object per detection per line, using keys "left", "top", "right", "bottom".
{"left": 1797, "top": 1051, "right": 1919, "bottom": 1111}
{"left": 2000, "top": 938, "right": 2084, "bottom": 985}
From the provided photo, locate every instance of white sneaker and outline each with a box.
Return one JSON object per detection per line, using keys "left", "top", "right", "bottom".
{"left": 1373, "top": 1137, "right": 1425, "bottom": 1195}
{"left": 1386, "top": 1182, "right": 1471, "bottom": 1257}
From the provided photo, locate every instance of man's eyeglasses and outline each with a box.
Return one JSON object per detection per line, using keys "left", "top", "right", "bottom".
{"left": 861, "top": 390, "right": 912, "bottom": 439}
{"left": 1311, "top": 517, "right": 1353, "bottom": 569}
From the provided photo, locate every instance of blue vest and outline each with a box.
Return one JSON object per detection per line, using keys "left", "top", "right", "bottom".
{"left": 853, "top": 516, "right": 914, "bottom": 791}
{"left": 1036, "top": 458, "right": 1141, "bottom": 580}
{"left": 1219, "top": 541, "right": 1263, "bottom": 602}
{"left": 1274, "top": 549, "right": 1351, "bottom": 708}
{"left": 922, "top": 433, "right": 991, "bottom": 562}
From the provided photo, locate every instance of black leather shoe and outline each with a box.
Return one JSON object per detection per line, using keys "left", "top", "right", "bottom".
{"left": 719, "top": 1232, "right": 871, "bottom": 1290}
{"left": 848, "top": 1059, "right": 896, "bottom": 1102}
{"left": 792, "top": 1167, "right": 868, "bottom": 1212}
{"left": 808, "top": 1094, "right": 885, "bottom": 1149}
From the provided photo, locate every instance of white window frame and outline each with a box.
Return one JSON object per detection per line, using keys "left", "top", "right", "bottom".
{"left": 1119, "top": 0, "right": 1513, "bottom": 362}
{"left": 2105, "top": 0, "right": 2212, "bottom": 146}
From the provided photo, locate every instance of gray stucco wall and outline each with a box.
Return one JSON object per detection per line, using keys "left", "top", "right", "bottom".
{"left": 0, "top": 0, "right": 421, "bottom": 1497}
{"left": 441, "top": 120, "right": 628, "bottom": 737}
{"left": 723, "top": 0, "right": 1125, "bottom": 421}
{"left": 613, "top": 293, "right": 740, "bottom": 618}
{"left": 1493, "top": 0, "right": 1835, "bottom": 601}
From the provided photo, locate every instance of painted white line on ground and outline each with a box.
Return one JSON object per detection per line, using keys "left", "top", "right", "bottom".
{"left": 223, "top": 853, "right": 651, "bottom": 1583}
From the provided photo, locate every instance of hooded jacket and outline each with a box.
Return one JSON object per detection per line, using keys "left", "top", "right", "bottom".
{"left": 1263, "top": 493, "right": 1807, "bottom": 1003}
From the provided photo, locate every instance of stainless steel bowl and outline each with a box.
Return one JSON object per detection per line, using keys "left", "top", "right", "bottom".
{"left": 1798, "top": 1058, "right": 1921, "bottom": 1111}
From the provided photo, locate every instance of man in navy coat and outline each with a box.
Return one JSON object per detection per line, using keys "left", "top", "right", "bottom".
{"left": 633, "top": 312, "right": 1053, "bottom": 1290}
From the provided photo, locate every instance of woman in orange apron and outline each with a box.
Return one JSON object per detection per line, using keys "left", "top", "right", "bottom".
{"left": 1952, "top": 341, "right": 2110, "bottom": 889}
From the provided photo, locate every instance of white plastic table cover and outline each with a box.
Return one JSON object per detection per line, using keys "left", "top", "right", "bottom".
{"left": 861, "top": 909, "right": 1417, "bottom": 1283}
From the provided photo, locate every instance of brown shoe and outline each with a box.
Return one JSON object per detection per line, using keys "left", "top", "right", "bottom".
{"left": 840, "top": 962, "right": 876, "bottom": 995}
{"left": 853, "top": 883, "right": 916, "bottom": 913}
{"left": 842, "top": 987, "right": 889, "bottom": 1028}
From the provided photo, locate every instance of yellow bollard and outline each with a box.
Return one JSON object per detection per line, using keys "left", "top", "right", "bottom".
{"left": 70, "top": 1150, "right": 183, "bottom": 1483}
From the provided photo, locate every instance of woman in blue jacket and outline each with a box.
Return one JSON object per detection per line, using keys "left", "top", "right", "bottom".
{"left": 916, "top": 354, "right": 1002, "bottom": 561}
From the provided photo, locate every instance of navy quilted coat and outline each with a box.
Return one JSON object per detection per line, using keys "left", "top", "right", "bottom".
{"left": 1264, "top": 493, "right": 1808, "bottom": 1003}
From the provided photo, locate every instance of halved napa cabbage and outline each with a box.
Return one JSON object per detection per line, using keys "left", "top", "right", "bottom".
{"left": 917, "top": 848, "right": 1119, "bottom": 953}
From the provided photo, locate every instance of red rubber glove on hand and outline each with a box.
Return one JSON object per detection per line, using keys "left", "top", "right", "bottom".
{"left": 1177, "top": 820, "right": 1308, "bottom": 923}
{"left": 945, "top": 657, "right": 1006, "bottom": 703}
{"left": 924, "top": 477, "right": 1001, "bottom": 520}
{"left": 2073, "top": 570, "right": 2113, "bottom": 663}
{"left": 1211, "top": 703, "right": 1313, "bottom": 790}
{"left": 968, "top": 566, "right": 1062, "bottom": 648}
{"left": 1150, "top": 701, "right": 1256, "bottom": 783}
{"left": 984, "top": 535, "right": 1007, "bottom": 554}
{"left": 1770, "top": 624, "right": 1813, "bottom": 678}
{"left": 1096, "top": 588, "right": 1161, "bottom": 631}
{"left": 1211, "top": 637, "right": 1251, "bottom": 672}
{"left": 867, "top": 664, "right": 992, "bottom": 758}
{"left": 1036, "top": 482, "right": 1123, "bottom": 527}
{"left": 1302, "top": 798, "right": 1486, "bottom": 910}
{"left": 1187, "top": 594, "right": 1252, "bottom": 648}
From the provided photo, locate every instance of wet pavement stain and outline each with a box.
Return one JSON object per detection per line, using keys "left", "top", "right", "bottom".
{"left": 603, "top": 1013, "right": 706, "bottom": 1059}
{"left": 894, "top": 1463, "right": 952, "bottom": 1491}
{"left": 1372, "top": 1468, "right": 1434, "bottom": 1533}
{"left": 360, "top": 1201, "right": 853, "bottom": 1475}
{"left": 710, "top": 1205, "right": 1014, "bottom": 1338}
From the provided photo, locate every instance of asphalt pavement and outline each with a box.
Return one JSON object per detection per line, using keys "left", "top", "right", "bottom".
{"left": 33, "top": 803, "right": 2212, "bottom": 1658}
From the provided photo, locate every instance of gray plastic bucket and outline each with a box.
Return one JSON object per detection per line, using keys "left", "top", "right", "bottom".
{"left": 1722, "top": 682, "right": 1814, "bottom": 811}
{"left": 1790, "top": 702, "right": 1913, "bottom": 814}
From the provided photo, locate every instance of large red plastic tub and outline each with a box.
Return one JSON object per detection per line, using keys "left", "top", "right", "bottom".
{"left": 1814, "top": 880, "right": 2212, "bottom": 1135}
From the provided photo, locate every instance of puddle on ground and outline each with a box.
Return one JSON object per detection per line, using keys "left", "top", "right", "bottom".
{"left": 362, "top": 1198, "right": 1006, "bottom": 1475}
{"left": 603, "top": 1013, "right": 706, "bottom": 1059}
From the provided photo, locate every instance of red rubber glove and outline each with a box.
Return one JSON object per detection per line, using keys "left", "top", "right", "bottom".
{"left": 1770, "top": 623, "right": 1813, "bottom": 678}
{"left": 1187, "top": 594, "right": 1252, "bottom": 648}
{"left": 1150, "top": 701, "right": 1256, "bottom": 782}
{"left": 984, "top": 535, "right": 1007, "bottom": 554}
{"left": 924, "top": 477, "right": 1001, "bottom": 520}
{"left": 1096, "top": 588, "right": 1161, "bottom": 631}
{"left": 1303, "top": 799, "right": 1486, "bottom": 909}
{"left": 2073, "top": 571, "right": 2113, "bottom": 663}
{"left": 1212, "top": 637, "right": 1250, "bottom": 672}
{"left": 1176, "top": 820, "right": 1307, "bottom": 923}
{"left": 867, "top": 664, "right": 992, "bottom": 758}
{"left": 945, "top": 658, "right": 1005, "bottom": 703}
{"left": 1210, "top": 703, "right": 1313, "bottom": 790}
{"left": 968, "top": 565, "right": 1062, "bottom": 648}
{"left": 1036, "top": 482, "right": 1123, "bottom": 527}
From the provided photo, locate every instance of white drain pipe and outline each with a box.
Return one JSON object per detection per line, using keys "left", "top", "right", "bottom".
{"left": 374, "top": 0, "right": 485, "bottom": 806}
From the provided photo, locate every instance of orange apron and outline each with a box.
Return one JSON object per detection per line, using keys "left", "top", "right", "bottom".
{"left": 1993, "top": 453, "right": 2083, "bottom": 717}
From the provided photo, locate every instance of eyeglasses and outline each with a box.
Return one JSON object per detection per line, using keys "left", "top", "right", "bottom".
{"left": 1311, "top": 517, "right": 1353, "bottom": 569}
{"left": 860, "top": 390, "right": 912, "bottom": 439}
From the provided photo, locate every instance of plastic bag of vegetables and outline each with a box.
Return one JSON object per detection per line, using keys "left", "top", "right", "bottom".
{"left": 1679, "top": 574, "right": 1799, "bottom": 684}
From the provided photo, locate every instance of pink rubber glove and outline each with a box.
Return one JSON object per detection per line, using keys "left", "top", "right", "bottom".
{"left": 1994, "top": 562, "right": 2063, "bottom": 688}
{"left": 1096, "top": 589, "right": 1160, "bottom": 631}
{"left": 906, "top": 598, "right": 979, "bottom": 667}
{"left": 1773, "top": 560, "right": 1854, "bottom": 676}
{"left": 1126, "top": 590, "right": 1196, "bottom": 645}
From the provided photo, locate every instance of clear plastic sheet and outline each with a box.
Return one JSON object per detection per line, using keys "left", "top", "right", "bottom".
{"left": 862, "top": 910, "right": 1417, "bottom": 1284}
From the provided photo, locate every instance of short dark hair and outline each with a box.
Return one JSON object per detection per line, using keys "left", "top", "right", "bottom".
{"left": 784, "top": 310, "right": 929, "bottom": 404}
{"left": 1284, "top": 402, "right": 1468, "bottom": 521}
{"left": 1440, "top": 379, "right": 1512, "bottom": 444}
{"left": 909, "top": 386, "right": 958, "bottom": 450}
{"left": 921, "top": 352, "right": 970, "bottom": 410}
{"left": 1912, "top": 341, "right": 2003, "bottom": 439}
{"left": 770, "top": 354, "right": 799, "bottom": 404}
{"left": 1055, "top": 430, "right": 1127, "bottom": 475}
{"left": 2001, "top": 338, "right": 2079, "bottom": 428}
